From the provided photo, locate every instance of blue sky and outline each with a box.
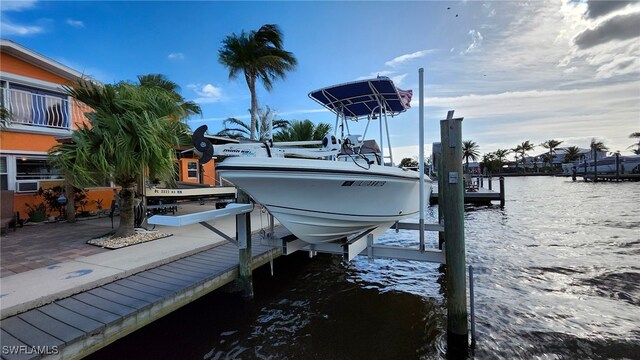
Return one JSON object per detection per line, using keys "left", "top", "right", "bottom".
{"left": 2, "top": 0, "right": 639, "bottom": 160}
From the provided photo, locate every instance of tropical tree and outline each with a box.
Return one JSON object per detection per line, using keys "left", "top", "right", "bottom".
{"left": 216, "top": 107, "right": 289, "bottom": 141}
{"left": 563, "top": 146, "right": 581, "bottom": 163}
{"left": 590, "top": 138, "right": 609, "bottom": 181}
{"left": 628, "top": 132, "right": 640, "bottom": 154}
{"left": 274, "top": 119, "right": 332, "bottom": 142}
{"left": 462, "top": 140, "right": 480, "bottom": 173}
{"left": 398, "top": 157, "right": 418, "bottom": 168}
{"left": 137, "top": 74, "right": 201, "bottom": 117}
{"left": 49, "top": 77, "right": 193, "bottom": 237}
{"left": 540, "top": 153, "right": 554, "bottom": 170}
{"left": 540, "top": 139, "right": 563, "bottom": 170}
{"left": 494, "top": 149, "right": 511, "bottom": 169}
{"left": 218, "top": 24, "right": 297, "bottom": 140}
{"left": 0, "top": 105, "right": 11, "bottom": 129}
{"left": 481, "top": 152, "right": 500, "bottom": 174}
{"left": 517, "top": 141, "right": 535, "bottom": 172}
{"left": 511, "top": 145, "right": 522, "bottom": 172}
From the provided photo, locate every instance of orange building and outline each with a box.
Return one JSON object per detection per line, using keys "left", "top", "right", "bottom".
{"left": 1, "top": 40, "right": 228, "bottom": 220}
{"left": 0, "top": 39, "right": 114, "bottom": 220}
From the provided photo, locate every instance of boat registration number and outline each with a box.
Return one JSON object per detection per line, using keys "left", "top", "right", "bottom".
{"left": 341, "top": 181, "right": 386, "bottom": 187}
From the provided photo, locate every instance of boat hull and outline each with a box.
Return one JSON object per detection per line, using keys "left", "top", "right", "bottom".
{"left": 217, "top": 157, "right": 431, "bottom": 243}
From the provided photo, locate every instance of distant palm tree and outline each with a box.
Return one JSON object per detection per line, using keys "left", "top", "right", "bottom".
{"left": 540, "top": 153, "right": 553, "bottom": 170}
{"left": 518, "top": 140, "right": 535, "bottom": 173}
{"left": 540, "top": 139, "right": 563, "bottom": 170}
{"left": 216, "top": 107, "right": 289, "bottom": 141}
{"left": 462, "top": 140, "right": 480, "bottom": 173}
{"left": 218, "top": 24, "right": 297, "bottom": 140}
{"left": 494, "top": 149, "right": 511, "bottom": 168}
{"left": 274, "top": 119, "right": 332, "bottom": 142}
{"left": 563, "top": 146, "right": 581, "bottom": 163}
{"left": 590, "top": 138, "right": 609, "bottom": 181}
{"left": 511, "top": 145, "right": 522, "bottom": 172}
{"left": 628, "top": 131, "right": 640, "bottom": 154}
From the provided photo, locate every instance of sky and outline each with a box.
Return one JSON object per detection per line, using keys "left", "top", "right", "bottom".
{"left": 1, "top": 0, "right": 639, "bottom": 161}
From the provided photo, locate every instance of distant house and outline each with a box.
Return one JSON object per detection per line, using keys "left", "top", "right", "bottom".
{"left": 0, "top": 39, "right": 113, "bottom": 220}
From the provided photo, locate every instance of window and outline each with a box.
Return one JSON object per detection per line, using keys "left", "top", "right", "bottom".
{"left": 16, "top": 157, "right": 61, "bottom": 181}
{"left": 0, "top": 157, "right": 7, "bottom": 190}
{"left": 187, "top": 161, "right": 198, "bottom": 179}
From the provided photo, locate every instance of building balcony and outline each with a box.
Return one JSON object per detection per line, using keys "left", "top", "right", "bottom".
{"left": 2, "top": 88, "right": 87, "bottom": 132}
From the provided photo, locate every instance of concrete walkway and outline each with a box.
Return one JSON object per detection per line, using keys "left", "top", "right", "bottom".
{"left": 0, "top": 204, "right": 279, "bottom": 319}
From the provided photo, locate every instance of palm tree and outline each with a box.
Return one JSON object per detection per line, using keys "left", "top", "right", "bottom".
{"left": 511, "top": 145, "right": 522, "bottom": 173}
{"left": 590, "top": 138, "right": 609, "bottom": 181}
{"left": 0, "top": 105, "right": 11, "bottom": 129}
{"left": 137, "top": 74, "right": 202, "bottom": 117}
{"left": 219, "top": 24, "right": 297, "bottom": 140}
{"left": 628, "top": 132, "right": 640, "bottom": 154}
{"left": 563, "top": 146, "right": 581, "bottom": 163}
{"left": 518, "top": 141, "right": 535, "bottom": 172}
{"left": 49, "top": 77, "right": 192, "bottom": 237}
{"left": 540, "top": 139, "right": 563, "bottom": 170}
{"left": 462, "top": 140, "right": 480, "bottom": 173}
{"left": 274, "top": 119, "right": 332, "bottom": 142}
{"left": 494, "top": 149, "right": 511, "bottom": 169}
{"left": 216, "top": 107, "right": 289, "bottom": 141}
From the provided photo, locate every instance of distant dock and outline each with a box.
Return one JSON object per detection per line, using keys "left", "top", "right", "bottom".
{"left": 430, "top": 176, "right": 505, "bottom": 206}
{"left": 581, "top": 174, "right": 640, "bottom": 182}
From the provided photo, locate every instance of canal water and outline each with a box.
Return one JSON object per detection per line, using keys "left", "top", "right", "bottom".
{"left": 88, "top": 176, "right": 639, "bottom": 359}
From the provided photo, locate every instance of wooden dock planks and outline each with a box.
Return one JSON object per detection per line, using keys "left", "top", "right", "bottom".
{"left": 0, "top": 236, "right": 281, "bottom": 360}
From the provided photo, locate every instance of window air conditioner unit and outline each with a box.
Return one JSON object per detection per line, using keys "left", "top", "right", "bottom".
{"left": 16, "top": 180, "right": 40, "bottom": 193}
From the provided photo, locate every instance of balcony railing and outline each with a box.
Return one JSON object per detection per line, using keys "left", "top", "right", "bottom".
{"left": 1, "top": 88, "right": 88, "bottom": 131}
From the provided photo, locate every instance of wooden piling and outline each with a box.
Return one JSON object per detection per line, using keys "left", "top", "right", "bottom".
{"left": 236, "top": 190, "right": 254, "bottom": 298}
{"left": 440, "top": 113, "right": 468, "bottom": 351}
{"left": 499, "top": 177, "right": 505, "bottom": 208}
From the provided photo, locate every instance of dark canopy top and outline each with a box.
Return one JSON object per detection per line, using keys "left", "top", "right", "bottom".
{"left": 308, "top": 77, "right": 408, "bottom": 120}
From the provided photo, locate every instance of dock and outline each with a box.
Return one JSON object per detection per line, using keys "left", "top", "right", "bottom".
{"left": 430, "top": 176, "right": 505, "bottom": 206}
{"left": 0, "top": 209, "right": 283, "bottom": 360}
{"left": 581, "top": 174, "right": 640, "bottom": 182}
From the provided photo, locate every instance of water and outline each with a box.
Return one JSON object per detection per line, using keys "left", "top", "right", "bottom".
{"left": 88, "top": 177, "right": 640, "bottom": 359}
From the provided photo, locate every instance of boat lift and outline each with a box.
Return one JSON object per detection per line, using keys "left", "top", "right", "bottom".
{"left": 148, "top": 68, "right": 473, "bottom": 350}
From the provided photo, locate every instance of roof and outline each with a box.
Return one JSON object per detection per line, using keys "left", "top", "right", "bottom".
{"left": 0, "top": 39, "right": 89, "bottom": 82}
{"left": 308, "top": 77, "right": 409, "bottom": 120}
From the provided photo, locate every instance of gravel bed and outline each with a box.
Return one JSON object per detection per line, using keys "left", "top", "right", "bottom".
{"left": 87, "top": 229, "right": 172, "bottom": 249}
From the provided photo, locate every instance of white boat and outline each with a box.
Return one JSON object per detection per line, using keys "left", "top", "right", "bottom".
{"left": 215, "top": 77, "right": 431, "bottom": 244}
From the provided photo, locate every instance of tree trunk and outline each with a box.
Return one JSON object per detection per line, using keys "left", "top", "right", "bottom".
{"left": 115, "top": 185, "right": 136, "bottom": 238}
{"left": 247, "top": 75, "right": 258, "bottom": 141}
{"left": 64, "top": 181, "right": 76, "bottom": 223}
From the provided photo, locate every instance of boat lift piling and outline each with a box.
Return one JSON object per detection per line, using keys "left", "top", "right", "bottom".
{"left": 440, "top": 111, "right": 469, "bottom": 351}
{"left": 236, "top": 190, "right": 254, "bottom": 298}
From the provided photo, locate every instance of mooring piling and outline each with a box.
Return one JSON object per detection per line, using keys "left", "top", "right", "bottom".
{"left": 440, "top": 111, "right": 469, "bottom": 351}
{"left": 236, "top": 190, "right": 254, "bottom": 298}
{"left": 499, "top": 176, "right": 505, "bottom": 208}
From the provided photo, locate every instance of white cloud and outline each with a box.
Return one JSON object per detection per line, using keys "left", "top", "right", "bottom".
{"left": 168, "top": 52, "right": 185, "bottom": 61}
{"left": 0, "top": 0, "right": 37, "bottom": 12}
{"left": 385, "top": 49, "right": 436, "bottom": 68}
{"left": 461, "top": 30, "right": 483, "bottom": 55}
{"left": 65, "top": 18, "right": 84, "bottom": 28}
{"left": 0, "top": 21, "right": 43, "bottom": 35}
{"left": 188, "top": 83, "right": 224, "bottom": 103}
{"left": 0, "top": 0, "right": 44, "bottom": 35}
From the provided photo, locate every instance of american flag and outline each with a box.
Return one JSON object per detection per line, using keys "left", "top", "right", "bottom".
{"left": 397, "top": 88, "right": 413, "bottom": 109}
